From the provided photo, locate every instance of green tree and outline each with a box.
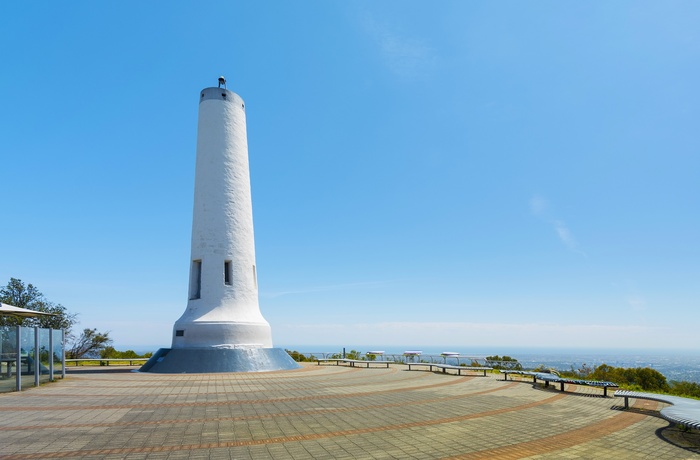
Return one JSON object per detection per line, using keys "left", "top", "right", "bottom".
{"left": 100, "top": 346, "right": 151, "bottom": 360}
{"left": 0, "top": 278, "right": 77, "bottom": 331}
{"left": 285, "top": 349, "right": 311, "bottom": 362}
{"left": 669, "top": 381, "right": 700, "bottom": 399}
{"left": 634, "top": 367, "right": 669, "bottom": 392}
{"left": 590, "top": 364, "right": 669, "bottom": 392}
{"left": 100, "top": 346, "right": 118, "bottom": 359}
{"left": 67, "top": 328, "right": 112, "bottom": 359}
{"left": 2, "top": 278, "right": 112, "bottom": 359}
{"left": 346, "top": 349, "right": 361, "bottom": 360}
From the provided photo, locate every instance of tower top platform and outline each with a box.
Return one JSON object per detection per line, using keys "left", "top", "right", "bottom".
{"left": 199, "top": 87, "right": 244, "bottom": 105}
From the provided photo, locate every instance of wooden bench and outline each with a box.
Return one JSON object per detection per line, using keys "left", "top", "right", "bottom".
{"left": 345, "top": 359, "right": 393, "bottom": 368}
{"left": 65, "top": 358, "right": 149, "bottom": 366}
{"left": 316, "top": 358, "right": 351, "bottom": 366}
{"left": 614, "top": 390, "right": 700, "bottom": 431}
{"left": 500, "top": 370, "right": 538, "bottom": 381}
{"left": 434, "top": 364, "right": 492, "bottom": 376}
{"left": 406, "top": 362, "right": 492, "bottom": 376}
{"left": 406, "top": 362, "right": 438, "bottom": 372}
{"left": 316, "top": 358, "right": 393, "bottom": 368}
{"left": 501, "top": 370, "right": 619, "bottom": 396}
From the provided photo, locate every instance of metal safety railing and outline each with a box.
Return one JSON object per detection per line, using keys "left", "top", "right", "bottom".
{"left": 65, "top": 358, "right": 149, "bottom": 366}
{"left": 289, "top": 350, "right": 487, "bottom": 366}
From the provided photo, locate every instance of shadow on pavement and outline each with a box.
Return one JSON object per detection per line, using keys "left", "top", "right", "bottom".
{"left": 66, "top": 366, "right": 139, "bottom": 374}
{"left": 656, "top": 425, "right": 700, "bottom": 453}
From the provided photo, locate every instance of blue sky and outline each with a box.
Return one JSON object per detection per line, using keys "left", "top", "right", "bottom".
{"left": 1, "top": 2, "right": 698, "bottom": 352}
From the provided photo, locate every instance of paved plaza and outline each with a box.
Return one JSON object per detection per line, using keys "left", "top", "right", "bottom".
{"left": 1, "top": 363, "right": 698, "bottom": 459}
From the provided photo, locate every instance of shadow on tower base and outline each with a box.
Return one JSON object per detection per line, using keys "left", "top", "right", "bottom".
{"left": 139, "top": 348, "right": 300, "bottom": 373}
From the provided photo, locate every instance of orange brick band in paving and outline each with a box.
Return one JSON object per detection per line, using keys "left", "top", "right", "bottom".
{"left": 0, "top": 364, "right": 689, "bottom": 459}
{"left": 0, "top": 381, "right": 521, "bottom": 433}
{"left": 2, "top": 392, "right": 568, "bottom": 459}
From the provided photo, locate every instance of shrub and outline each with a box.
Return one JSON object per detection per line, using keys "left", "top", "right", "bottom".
{"left": 485, "top": 355, "right": 522, "bottom": 370}
{"left": 669, "top": 381, "right": 700, "bottom": 399}
{"left": 285, "top": 350, "right": 310, "bottom": 362}
{"left": 99, "top": 346, "right": 152, "bottom": 360}
{"left": 346, "top": 349, "right": 361, "bottom": 360}
{"left": 591, "top": 364, "right": 669, "bottom": 392}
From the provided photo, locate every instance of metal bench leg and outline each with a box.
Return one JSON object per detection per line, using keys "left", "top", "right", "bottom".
{"left": 624, "top": 396, "right": 629, "bottom": 409}
{"left": 560, "top": 382, "right": 564, "bottom": 392}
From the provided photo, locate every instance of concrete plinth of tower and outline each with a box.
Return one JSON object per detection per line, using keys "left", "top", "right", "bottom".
{"left": 138, "top": 348, "right": 299, "bottom": 373}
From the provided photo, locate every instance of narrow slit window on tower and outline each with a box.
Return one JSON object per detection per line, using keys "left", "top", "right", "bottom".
{"left": 224, "top": 260, "right": 232, "bottom": 285}
{"left": 252, "top": 264, "right": 257, "bottom": 289}
{"left": 190, "top": 259, "right": 202, "bottom": 300}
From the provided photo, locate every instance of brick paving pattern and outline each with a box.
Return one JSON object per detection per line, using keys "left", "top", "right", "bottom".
{"left": 0, "top": 363, "right": 697, "bottom": 459}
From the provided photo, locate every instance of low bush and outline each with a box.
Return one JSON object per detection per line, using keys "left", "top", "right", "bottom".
{"left": 485, "top": 355, "right": 522, "bottom": 370}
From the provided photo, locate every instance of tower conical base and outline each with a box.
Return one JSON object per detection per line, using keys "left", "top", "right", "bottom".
{"left": 139, "top": 348, "right": 299, "bottom": 373}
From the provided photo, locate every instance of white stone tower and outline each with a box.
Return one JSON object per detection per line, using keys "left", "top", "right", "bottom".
{"left": 141, "top": 78, "right": 298, "bottom": 373}
{"left": 173, "top": 80, "right": 272, "bottom": 349}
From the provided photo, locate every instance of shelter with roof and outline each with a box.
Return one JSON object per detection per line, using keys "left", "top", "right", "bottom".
{"left": 0, "top": 303, "right": 64, "bottom": 392}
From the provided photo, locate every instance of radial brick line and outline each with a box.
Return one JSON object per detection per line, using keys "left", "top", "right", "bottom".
{"left": 12, "top": 369, "right": 427, "bottom": 399}
{"left": 62, "top": 364, "right": 396, "bottom": 388}
{"left": 59, "top": 364, "right": 315, "bottom": 383}
{"left": 2, "top": 365, "right": 687, "bottom": 458}
{"left": 442, "top": 399, "right": 656, "bottom": 459}
{"left": 0, "top": 381, "right": 521, "bottom": 432}
{"left": 47, "top": 365, "right": 385, "bottom": 390}
{"left": 1, "top": 392, "right": 567, "bottom": 459}
{"left": 0, "top": 375, "right": 471, "bottom": 412}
